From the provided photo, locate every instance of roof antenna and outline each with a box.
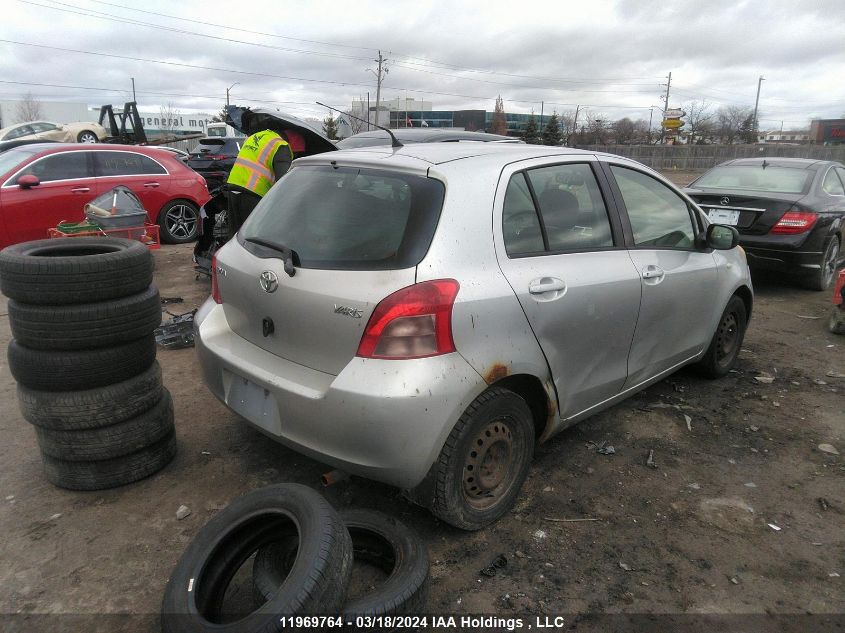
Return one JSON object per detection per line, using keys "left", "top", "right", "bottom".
{"left": 761, "top": 159, "right": 769, "bottom": 169}
{"left": 316, "top": 101, "right": 403, "bottom": 149}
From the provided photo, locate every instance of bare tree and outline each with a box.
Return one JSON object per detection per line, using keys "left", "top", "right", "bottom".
{"left": 585, "top": 111, "right": 609, "bottom": 144}
{"left": 15, "top": 92, "right": 44, "bottom": 123}
{"left": 159, "top": 102, "right": 182, "bottom": 135}
{"left": 613, "top": 117, "right": 636, "bottom": 144}
{"left": 490, "top": 95, "right": 508, "bottom": 135}
{"left": 632, "top": 119, "right": 651, "bottom": 144}
{"left": 716, "top": 105, "right": 752, "bottom": 144}
{"left": 683, "top": 100, "right": 714, "bottom": 144}
{"left": 558, "top": 110, "right": 575, "bottom": 143}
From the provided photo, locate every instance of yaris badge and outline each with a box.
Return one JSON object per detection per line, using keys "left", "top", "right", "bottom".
{"left": 259, "top": 271, "right": 279, "bottom": 293}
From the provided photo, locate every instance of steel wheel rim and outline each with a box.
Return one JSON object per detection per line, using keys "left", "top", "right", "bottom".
{"left": 165, "top": 204, "right": 197, "bottom": 239}
{"left": 822, "top": 241, "right": 839, "bottom": 289}
{"left": 463, "top": 420, "right": 515, "bottom": 510}
{"left": 716, "top": 311, "right": 739, "bottom": 363}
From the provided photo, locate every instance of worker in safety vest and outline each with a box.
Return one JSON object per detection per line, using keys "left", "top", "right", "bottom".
{"left": 226, "top": 129, "right": 294, "bottom": 232}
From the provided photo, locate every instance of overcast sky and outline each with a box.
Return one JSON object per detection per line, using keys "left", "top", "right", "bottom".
{"left": 1, "top": 0, "right": 844, "bottom": 130}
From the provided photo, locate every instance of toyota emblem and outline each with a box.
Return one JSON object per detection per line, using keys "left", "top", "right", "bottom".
{"left": 259, "top": 271, "right": 279, "bottom": 293}
{"left": 720, "top": 196, "right": 730, "bottom": 206}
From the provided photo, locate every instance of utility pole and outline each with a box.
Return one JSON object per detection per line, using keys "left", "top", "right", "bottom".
{"left": 366, "top": 92, "right": 370, "bottom": 130}
{"left": 752, "top": 75, "right": 765, "bottom": 138}
{"left": 540, "top": 101, "right": 544, "bottom": 130}
{"left": 660, "top": 71, "right": 672, "bottom": 144}
{"left": 131, "top": 77, "right": 136, "bottom": 102}
{"left": 648, "top": 106, "right": 654, "bottom": 144}
{"left": 226, "top": 82, "right": 239, "bottom": 107}
{"left": 571, "top": 104, "right": 581, "bottom": 145}
{"left": 373, "top": 51, "right": 387, "bottom": 128}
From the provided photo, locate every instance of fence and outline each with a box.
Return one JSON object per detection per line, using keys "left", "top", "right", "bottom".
{"left": 573, "top": 144, "right": 845, "bottom": 171}
{"left": 161, "top": 137, "right": 202, "bottom": 154}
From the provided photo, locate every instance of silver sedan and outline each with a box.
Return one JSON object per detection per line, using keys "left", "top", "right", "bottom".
{"left": 196, "top": 143, "right": 753, "bottom": 530}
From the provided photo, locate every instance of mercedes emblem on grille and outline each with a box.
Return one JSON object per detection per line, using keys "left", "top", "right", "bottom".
{"left": 259, "top": 271, "right": 279, "bottom": 293}
{"left": 720, "top": 196, "right": 730, "bottom": 206}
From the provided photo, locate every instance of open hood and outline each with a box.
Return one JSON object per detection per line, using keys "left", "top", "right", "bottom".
{"left": 225, "top": 106, "right": 338, "bottom": 156}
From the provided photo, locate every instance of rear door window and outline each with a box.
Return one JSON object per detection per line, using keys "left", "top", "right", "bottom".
{"left": 241, "top": 165, "right": 445, "bottom": 270}
{"left": 822, "top": 167, "right": 845, "bottom": 195}
{"left": 95, "top": 151, "right": 166, "bottom": 176}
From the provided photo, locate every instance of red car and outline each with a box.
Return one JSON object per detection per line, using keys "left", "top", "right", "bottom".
{"left": 0, "top": 143, "right": 210, "bottom": 247}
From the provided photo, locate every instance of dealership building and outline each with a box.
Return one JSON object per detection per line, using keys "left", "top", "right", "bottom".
{"left": 809, "top": 119, "right": 845, "bottom": 145}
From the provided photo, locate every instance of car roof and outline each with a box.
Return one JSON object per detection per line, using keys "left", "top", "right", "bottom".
{"left": 342, "top": 128, "right": 515, "bottom": 142}
{"left": 294, "top": 144, "right": 653, "bottom": 182}
{"left": 719, "top": 157, "right": 834, "bottom": 170}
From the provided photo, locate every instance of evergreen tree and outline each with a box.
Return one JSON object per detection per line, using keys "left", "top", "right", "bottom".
{"left": 739, "top": 114, "right": 756, "bottom": 144}
{"left": 490, "top": 95, "right": 508, "bottom": 135}
{"left": 322, "top": 115, "right": 338, "bottom": 140}
{"left": 542, "top": 112, "right": 562, "bottom": 146}
{"left": 522, "top": 113, "right": 540, "bottom": 144}
{"left": 211, "top": 106, "right": 229, "bottom": 123}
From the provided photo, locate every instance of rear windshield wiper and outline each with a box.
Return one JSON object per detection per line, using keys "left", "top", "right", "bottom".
{"left": 244, "top": 237, "right": 300, "bottom": 277}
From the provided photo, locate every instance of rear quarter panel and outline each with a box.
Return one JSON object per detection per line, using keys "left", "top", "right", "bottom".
{"left": 418, "top": 160, "right": 558, "bottom": 426}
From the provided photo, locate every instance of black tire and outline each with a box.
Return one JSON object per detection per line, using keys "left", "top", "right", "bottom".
{"left": 17, "top": 361, "right": 163, "bottom": 430}
{"left": 830, "top": 307, "right": 845, "bottom": 335}
{"left": 804, "top": 237, "right": 840, "bottom": 291}
{"left": 0, "top": 237, "right": 153, "bottom": 305}
{"left": 253, "top": 509, "right": 429, "bottom": 619}
{"left": 696, "top": 294, "right": 747, "bottom": 378}
{"left": 35, "top": 390, "right": 174, "bottom": 461}
{"left": 159, "top": 200, "right": 199, "bottom": 244}
{"left": 429, "top": 387, "right": 534, "bottom": 531}
{"left": 42, "top": 429, "right": 176, "bottom": 491}
{"left": 161, "top": 484, "right": 353, "bottom": 632}
{"left": 76, "top": 130, "right": 99, "bottom": 143}
{"left": 8, "top": 335, "right": 156, "bottom": 392}
{"left": 8, "top": 286, "right": 161, "bottom": 351}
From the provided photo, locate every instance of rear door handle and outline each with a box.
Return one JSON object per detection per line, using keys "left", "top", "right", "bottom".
{"left": 641, "top": 265, "right": 665, "bottom": 280}
{"left": 71, "top": 187, "right": 90, "bottom": 193}
{"left": 143, "top": 182, "right": 160, "bottom": 188}
{"left": 529, "top": 278, "right": 566, "bottom": 294}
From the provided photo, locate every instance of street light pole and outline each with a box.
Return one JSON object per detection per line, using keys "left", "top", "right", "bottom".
{"left": 131, "top": 77, "right": 136, "bottom": 103}
{"left": 226, "top": 82, "right": 239, "bottom": 107}
{"left": 752, "top": 75, "right": 765, "bottom": 138}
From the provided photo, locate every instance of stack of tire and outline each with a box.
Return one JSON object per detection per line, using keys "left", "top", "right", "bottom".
{"left": 0, "top": 237, "right": 176, "bottom": 490}
{"left": 161, "top": 484, "right": 430, "bottom": 630}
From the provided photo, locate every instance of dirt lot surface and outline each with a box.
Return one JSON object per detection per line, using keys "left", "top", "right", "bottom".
{"left": 1, "top": 186, "right": 843, "bottom": 631}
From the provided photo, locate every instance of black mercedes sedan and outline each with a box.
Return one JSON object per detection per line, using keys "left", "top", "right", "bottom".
{"left": 685, "top": 158, "right": 845, "bottom": 290}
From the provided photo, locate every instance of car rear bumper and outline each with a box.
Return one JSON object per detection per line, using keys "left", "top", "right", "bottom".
{"left": 195, "top": 300, "right": 485, "bottom": 489}
{"left": 743, "top": 245, "right": 823, "bottom": 272}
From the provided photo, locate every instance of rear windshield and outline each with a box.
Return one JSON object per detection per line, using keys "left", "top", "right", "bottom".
{"left": 693, "top": 165, "right": 813, "bottom": 194}
{"left": 336, "top": 135, "right": 390, "bottom": 149}
{"left": 196, "top": 138, "right": 241, "bottom": 155}
{"left": 241, "top": 165, "right": 446, "bottom": 270}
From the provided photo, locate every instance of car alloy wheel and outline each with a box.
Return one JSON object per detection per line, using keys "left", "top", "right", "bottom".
{"left": 165, "top": 203, "right": 198, "bottom": 241}
{"left": 822, "top": 239, "right": 839, "bottom": 290}
{"left": 77, "top": 131, "right": 99, "bottom": 143}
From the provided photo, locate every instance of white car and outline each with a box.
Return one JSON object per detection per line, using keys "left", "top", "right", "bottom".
{"left": 0, "top": 120, "right": 108, "bottom": 144}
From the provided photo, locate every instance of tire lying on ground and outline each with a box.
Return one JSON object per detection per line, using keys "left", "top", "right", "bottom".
{"left": 161, "top": 484, "right": 353, "bottom": 632}
{"left": 35, "top": 390, "right": 174, "bottom": 461}
{"left": 42, "top": 429, "right": 177, "bottom": 491}
{"left": 0, "top": 237, "right": 154, "bottom": 305}
{"left": 253, "top": 509, "right": 430, "bottom": 617}
{"left": 7, "top": 334, "right": 156, "bottom": 392}
{"left": 17, "top": 361, "right": 163, "bottom": 430}
{"left": 8, "top": 286, "right": 162, "bottom": 351}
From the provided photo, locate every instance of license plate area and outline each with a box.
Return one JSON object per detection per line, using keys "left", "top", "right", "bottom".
{"left": 225, "top": 372, "right": 282, "bottom": 435}
{"left": 706, "top": 208, "right": 741, "bottom": 225}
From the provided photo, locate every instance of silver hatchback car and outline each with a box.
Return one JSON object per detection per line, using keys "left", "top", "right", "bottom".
{"left": 196, "top": 143, "right": 752, "bottom": 530}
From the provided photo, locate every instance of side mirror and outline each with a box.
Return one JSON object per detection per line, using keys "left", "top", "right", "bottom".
{"left": 17, "top": 174, "right": 40, "bottom": 189}
{"left": 706, "top": 224, "right": 739, "bottom": 250}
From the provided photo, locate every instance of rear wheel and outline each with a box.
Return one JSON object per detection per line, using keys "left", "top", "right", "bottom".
{"left": 804, "top": 237, "right": 840, "bottom": 291}
{"left": 76, "top": 130, "right": 99, "bottom": 143}
{"left": 159, "top": 200, "right": 199, "bottom": 243}
{"left": 696, "top": 294, "right": 747, "bottom": 378}
{"left": 429, "top": 388, "right": 534, "bottom": 530}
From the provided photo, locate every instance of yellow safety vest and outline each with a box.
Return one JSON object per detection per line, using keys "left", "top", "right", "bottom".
{"left": 226, "top": 130, "right": 292, "bottom": 197}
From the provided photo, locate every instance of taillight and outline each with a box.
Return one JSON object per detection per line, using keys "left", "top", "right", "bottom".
{"left": 771, "top": 210, "right": 818, "bottom": 234}
{"left": 356, "top": 279, "right": 460, "bottom": 360}
{"left": 205, "top": 154, "right": 227, "bottom": 160}
{"left": 211, "top": 253, "right": 223, "bottom": 304}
